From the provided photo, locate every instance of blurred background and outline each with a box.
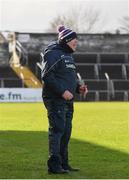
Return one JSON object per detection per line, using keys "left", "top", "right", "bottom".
{"left": 0, "top": 0, "right": 129, "bottom": 102}
{"left": 0, "top": 1, "right": 129, "bottom": 178}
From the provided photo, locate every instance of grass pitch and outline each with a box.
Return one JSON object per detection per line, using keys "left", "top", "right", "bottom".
{"left": 0, "top": 102, "right": 129, "bottom": 179}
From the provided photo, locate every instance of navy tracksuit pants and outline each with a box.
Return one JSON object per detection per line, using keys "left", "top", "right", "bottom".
{"left": 43, "top": 98, "right": 73, "bottom": 170}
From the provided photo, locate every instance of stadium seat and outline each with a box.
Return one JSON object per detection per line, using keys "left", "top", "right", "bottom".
{"left": 100, "top": 54, "right": 125, "bottom": 64}
{"left": 0, "top": 67, "right": 19, "bottom": 78}
{"left": 85, "top": 80, "right": 107, "bottom": 91}
{"left": 76, "top": 65, "right": 95, "bottom": 79}
{"left": 4, "top": 79, "right": 23, "bottom": 88}
{"left": 113, "top": 80, "right": 129, "bottom": 90}
{"left": 74, "top": 53, "right": 97, "bottom": 63}
{"left": 98, "top": 64, "right": 123, "bottom": 79}
{"left": 114, "top": 91, "right": 128, "bottom": 101}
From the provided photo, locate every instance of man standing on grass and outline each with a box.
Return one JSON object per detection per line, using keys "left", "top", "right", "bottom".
{"left": 41, "top": 25, "right": 88, "bottom": 174}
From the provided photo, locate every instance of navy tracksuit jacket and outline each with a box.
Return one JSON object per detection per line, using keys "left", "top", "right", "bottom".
{"left": 41, "top": 41, "right": 79, "bottom": 170}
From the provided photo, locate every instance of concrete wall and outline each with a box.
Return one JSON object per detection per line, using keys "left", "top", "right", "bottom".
{"left": 16, "top": 33, "right": 129, "bottom": 54}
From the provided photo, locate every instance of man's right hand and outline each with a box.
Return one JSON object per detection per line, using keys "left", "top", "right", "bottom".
{"left": 62, "top": 90, "right": 73, "bottom": 100}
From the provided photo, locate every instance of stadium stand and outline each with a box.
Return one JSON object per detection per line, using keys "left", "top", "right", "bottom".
{"left": 0, "top": 34, "right": 9, "bottom": 67}
{"left": 0, "top": 32, "right": 42, "bottom": 88}
{"left": 74, "top": 52, "right": 129, "bottom": 101}
{"left": 0, "top": 66, "right": 23, "bottom": 88}
{"left": 0, "top": 32, "right": 129, "bottom": 101}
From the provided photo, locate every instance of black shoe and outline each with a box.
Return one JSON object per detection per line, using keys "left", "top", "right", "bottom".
{"left": 48, "top": 168, "right": 69, "bottom": 174}
{"left": 63, "top": 165, "right": 79, "bottom": 171}
{"left": 47, "top": 155, "right": 69, "bottom": 174}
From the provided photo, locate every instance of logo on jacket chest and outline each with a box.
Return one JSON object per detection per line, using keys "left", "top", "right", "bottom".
{"left": 64, "top": 59, "right": 76, "bottom": 69}
{"left": 61, "top": 55, "right": 76, "bottom": 69}
{"left": 65, "top": 63, "right": 76, "bottom": 69}
{"left": 65, "top": 60, "right": 70, "bottom": 63}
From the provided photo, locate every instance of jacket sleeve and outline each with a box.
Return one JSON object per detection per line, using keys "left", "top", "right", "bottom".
{"left": 41, "top": 51, "right": 66, "bottom": 96}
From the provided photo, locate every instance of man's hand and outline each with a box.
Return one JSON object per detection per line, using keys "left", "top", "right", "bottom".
{"left": 79, "top": 85, "right": 88, "bottom": 97}
{"left": 62, "top": 90, "right": 73, "bottom": 100}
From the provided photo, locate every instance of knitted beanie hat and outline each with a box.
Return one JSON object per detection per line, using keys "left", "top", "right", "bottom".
{"left": 58, "top": 25, "right": 77, "bottom": 43}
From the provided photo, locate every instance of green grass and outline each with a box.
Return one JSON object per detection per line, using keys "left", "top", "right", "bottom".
{"left": 0, "top": 102, "right": 129, "bottom": 179}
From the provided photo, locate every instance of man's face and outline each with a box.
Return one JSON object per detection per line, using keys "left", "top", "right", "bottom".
{"left": 67, "top": 38, "right": 78, "bottom": 51}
